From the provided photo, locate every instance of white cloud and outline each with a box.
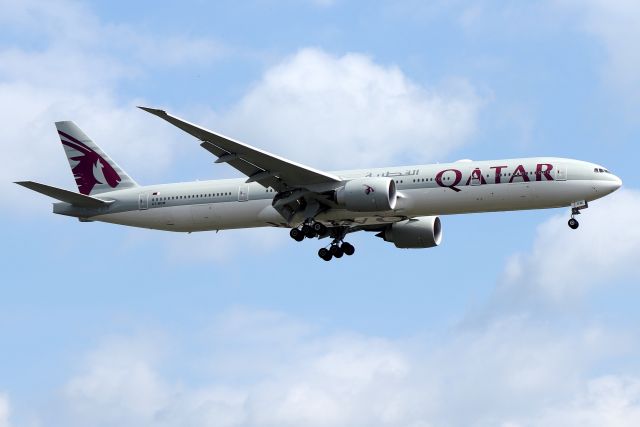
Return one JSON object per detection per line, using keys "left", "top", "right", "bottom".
{"left": 161, "top": 227, "right": 287, "bottom": 264}
{"left": 494, "top": 189, "right": 640, "bottom": 307}
{"left": 64, "top": 334, "right": 171, "bottom": 426}
{"left": 219, "top": 48, "right": 481, "bottom": 169}
{"left": 557, "top": 0, "right": 640, "bottom": 95}
{"left": 524, "top": 376, "right": 640, "bottom": 427}
{"left": 0, "top": 0, "right": 223, "bottom": 213}
{"left": 44, "top": 307, "right": 638, "bottom": 427}
{"left": 0, "top": 394, "right": 9, "bottom": 427}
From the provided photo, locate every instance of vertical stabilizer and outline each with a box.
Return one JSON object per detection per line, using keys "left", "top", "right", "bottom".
{"left": 55, "top": 121, "right": 138, "bottom": 195}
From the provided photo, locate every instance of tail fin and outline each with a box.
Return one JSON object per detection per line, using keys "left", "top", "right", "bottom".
{"left": 55, "top": 121, "right": 138, "bottom": 195}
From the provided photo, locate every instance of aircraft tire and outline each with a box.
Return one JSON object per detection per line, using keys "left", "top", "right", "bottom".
{"left": 342, "top": 242, "right": 355, "bottom": 256}
{"left": 318, "top": 248, "right": 332, "bottom": 261}
{"left": 290, "top": 228, "right": 304, "bottom": 241}
{"left": 312, "top": 222, "right": 327, "bottom": 235}
{"left": 333, "top": 246, "right": 344, "bottom": 258}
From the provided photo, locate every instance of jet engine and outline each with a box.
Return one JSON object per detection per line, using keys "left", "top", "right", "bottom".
{"left": 335, "top": 177, "right": 397, "bottom": 212}
{"left": 379, "top": 216, "right": 443, "bottom": 248}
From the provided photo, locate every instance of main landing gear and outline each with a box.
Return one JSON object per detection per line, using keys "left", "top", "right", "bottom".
{"left": 289, "top": 221, "right": 328, "bottom": 241}
{"left": 568, "top": 200, "right": 588, "bottom": 230}
{"left": 318, "top": 241, "right": 355, "bottom": 262}
{"left": 289, "top": 221, "right": 356, "bottom": 261}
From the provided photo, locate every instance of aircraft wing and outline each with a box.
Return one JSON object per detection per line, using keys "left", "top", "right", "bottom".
{"left": 139, "top": 107, "right": 341, "bottom": 191}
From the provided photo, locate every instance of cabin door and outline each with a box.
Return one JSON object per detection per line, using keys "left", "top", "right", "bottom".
{"left": 138, "top": 193, "right": 149, "bottom": 210}
{"left": 238, "top": 185, "right": 249, "bottom": 202}
{"left": 555, "top": 164, "right": 567, "bottom": 181}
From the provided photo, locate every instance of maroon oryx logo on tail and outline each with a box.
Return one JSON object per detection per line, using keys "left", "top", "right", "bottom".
{"left": 363, "top": 184, "right": 375, "bottom": 195}
{"left": 58, "top": 130, "right": 121, "bottom": 195}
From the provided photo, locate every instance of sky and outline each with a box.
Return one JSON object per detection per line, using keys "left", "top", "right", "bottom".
{"left": 1, "top": 0, "right": 639, "bottom": 426}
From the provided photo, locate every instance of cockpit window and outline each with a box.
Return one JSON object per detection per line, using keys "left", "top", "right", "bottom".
{"left": 594, "top": 168, "right": 611, "bottom": 174}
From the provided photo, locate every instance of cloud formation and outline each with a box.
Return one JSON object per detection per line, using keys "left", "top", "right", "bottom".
{"left": 0, "top": 394, "right": 9, "bottom": 427}
{"left": 51, "top": 307, "right": 639, "bottom": 427}
{"left": 495, "top": 189, "right": 640, "bottom": 308}
{"left": 220, "top": 48, "right": 481, "bottom": 169}
{"left": 0, "top": 0, "right": 222, "bottom": 211}
{"left": 557, "top": 0, "right": 640, "bottom": 97}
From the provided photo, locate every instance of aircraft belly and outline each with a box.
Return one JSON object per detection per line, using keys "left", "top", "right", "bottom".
{"left": 94, "top": 206, "right": 195, "bottom": 231}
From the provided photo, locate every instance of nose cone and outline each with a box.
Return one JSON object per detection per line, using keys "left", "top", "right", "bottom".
{"left": 613, "top": 175, "right": 623, "bottom": 191}
{"left": 602, "top": 175, "right": 623, "bottom": 195}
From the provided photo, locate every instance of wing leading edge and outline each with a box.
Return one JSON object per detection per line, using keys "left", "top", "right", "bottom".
{"left": 138, "top": 107, "right": 341, "bottom": 192}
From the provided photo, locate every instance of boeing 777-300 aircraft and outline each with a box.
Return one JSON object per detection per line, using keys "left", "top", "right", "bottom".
{"left": 16, "top": 107, "right": 623, "bottom": 261}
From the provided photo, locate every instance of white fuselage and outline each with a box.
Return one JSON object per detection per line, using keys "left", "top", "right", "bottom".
{"left": 54, "top": 157, "right": 622, "bottom": 232}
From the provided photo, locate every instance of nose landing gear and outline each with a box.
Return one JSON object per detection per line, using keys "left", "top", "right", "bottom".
{"left": 568, "top": 200, "right": 588, "bottom": 230}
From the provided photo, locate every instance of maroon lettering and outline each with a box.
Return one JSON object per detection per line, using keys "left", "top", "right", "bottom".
{"left": 436, "top": 168, "right": 462, "bottom": 192}
{"left": 465, "top": 168, "right": 487, "bottom": 186}
{"left": 509, "top": 164, "right": 530, "bottom": 183}
{"left": 535, "top": 163, "right": 554, "bottom": 181}
{"left": 490, "top": 165, "right": 508, "bottom": 184}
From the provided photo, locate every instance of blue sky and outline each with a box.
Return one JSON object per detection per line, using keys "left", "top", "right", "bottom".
{"left": 1, "top": 1, "right": 639, "bottom": 426}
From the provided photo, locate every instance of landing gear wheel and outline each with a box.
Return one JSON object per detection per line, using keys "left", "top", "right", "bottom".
{"left": 312, "top": 222, "right": 327, "bottom": 235}
{"left": 304, "top": 227, "right": 317, "bottom": 239}
{"left": 301, "top": 224, "right": 313, "bottom": 237}
{"left": 341, "top": 242, "right": 355, "bottom": 256}
{"left": 290, "top": 228, "right": 304, "bottom": 242}
{"left": 318, "top": 247, "right": 332, "bottom": 261}
{"left": 333, "top": 246, "right": 344, "bottom": 258}
{"left": 568, "top": 218, "right": 579, "bottom": 230}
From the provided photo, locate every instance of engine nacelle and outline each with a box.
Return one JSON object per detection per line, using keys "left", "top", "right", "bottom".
{"left": 335, "top": 177, "right": 397, "bottom": 212}
{"left": 381, "top": 216, "right": 443, "bottom": 249}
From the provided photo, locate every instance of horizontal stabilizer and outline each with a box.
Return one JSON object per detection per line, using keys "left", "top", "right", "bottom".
{"left": 15, "top": 181, "right": 111, "bottom": 208}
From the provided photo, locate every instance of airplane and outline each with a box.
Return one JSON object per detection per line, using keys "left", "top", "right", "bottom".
{"left": 16, "top": 107, "right": 623, "bottom": 261}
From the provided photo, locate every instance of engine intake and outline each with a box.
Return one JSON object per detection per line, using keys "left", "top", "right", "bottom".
{"left": 335, "top": 177, "right": 397, "bottom": 212}
{"left": 381, "top": 216, "right": 443, "bottom": 248}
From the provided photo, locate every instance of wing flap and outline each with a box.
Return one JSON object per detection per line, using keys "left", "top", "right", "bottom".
{"left": 139, "top": 106, "right": 341, "bottom": 190}
{"left": 15, "top": 181, "right": 111, "bottom": 208}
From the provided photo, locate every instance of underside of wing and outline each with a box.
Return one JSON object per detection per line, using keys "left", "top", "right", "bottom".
{"left": 139, "top": 107, "right": 341, "bottom": 192}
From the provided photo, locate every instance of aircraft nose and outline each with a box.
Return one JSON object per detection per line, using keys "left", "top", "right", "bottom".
{"left": 613, "top": 175, "right": 623, "bottom": 191}
{"left": 601, "top": 175, "right": 622, "bottom": 194}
